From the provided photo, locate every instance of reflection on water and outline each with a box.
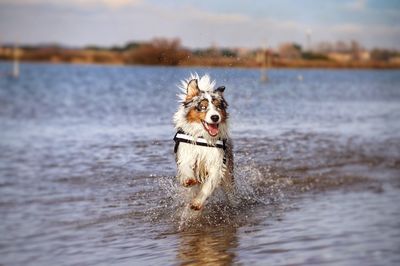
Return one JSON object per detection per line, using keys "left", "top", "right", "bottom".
{"left": 178, "top": 226, "right": 238, "bottom": 265}
{"left": 0, "top": 62, "right": 399, "bottom": 265}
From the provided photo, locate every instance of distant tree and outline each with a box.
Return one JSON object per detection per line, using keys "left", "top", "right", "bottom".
{"left": 127, "top": 38, "right": 190, "bottom": 65}
{"left": 192, "top": 49, "right": 207, "bottom": 56}
{"left": 293, "top": 43, "right": 302, "bottom": 52}
{"left": 83, "top": 45, "right": 110, "bottom": 51}
{"left": 370, "top": 49, "right": 397, "bottom": 61}
{"left": 279, "top": 43, "right": 302, "bottom": 59}
{"left": 84, "top": 45, "right": 103, "bottom": 51}
{"left": 220, "top": 48, "right": 237, "bottom": 58}
{"left": 350, "top": 40, "right": 362, "bottom": 60}
{"left": 301, "top": 52, "right": 329, "bottom": 60}
{"left": 316, "top": 42, "right": 333, "bottom": 53}
{"left": 109, "top": 45, "right": 125, "bottom": 52}
{"left": 335, "top": 41, "right": 350, "bottom": 53}
{"left": 123, "top": 42, "right": 141, "bottom": 51}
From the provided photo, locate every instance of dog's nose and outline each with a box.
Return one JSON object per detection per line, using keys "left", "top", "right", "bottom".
{"left": 211, "top": 115, "right": 219, "bottom": 122}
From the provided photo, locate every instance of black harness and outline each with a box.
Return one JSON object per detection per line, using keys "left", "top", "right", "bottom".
{"left": 173, "top": 130, "right": 227, "bottom": 164}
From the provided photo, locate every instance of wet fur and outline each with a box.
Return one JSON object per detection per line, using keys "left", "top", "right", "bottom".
{"left": 173, "top": 74, "right": 235, "bottom": 210}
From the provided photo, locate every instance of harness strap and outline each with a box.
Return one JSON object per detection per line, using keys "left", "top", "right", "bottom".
{"left": 173, "top": 130, "right": 227, "bottom": 164}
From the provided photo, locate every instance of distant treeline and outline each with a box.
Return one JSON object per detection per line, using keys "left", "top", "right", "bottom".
{"left": 1, "top": 38, "right": 400, "bottom": 69}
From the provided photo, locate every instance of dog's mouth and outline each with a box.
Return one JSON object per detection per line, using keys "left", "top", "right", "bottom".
{"left": 201, "top": 120, "right": 219, "bottom": 137}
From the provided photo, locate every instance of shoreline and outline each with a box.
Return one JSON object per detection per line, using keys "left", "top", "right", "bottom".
{"left": 1, "top": 58, "right": 400, "bottom": 70}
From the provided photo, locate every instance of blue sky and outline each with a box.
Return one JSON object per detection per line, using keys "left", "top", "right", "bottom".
{"left": 0, "top": 0, "right": 399, "bottom": 49}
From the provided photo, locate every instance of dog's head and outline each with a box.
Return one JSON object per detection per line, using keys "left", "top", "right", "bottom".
{"left": 174, "top": 74, "right": 229, "bottom": 140}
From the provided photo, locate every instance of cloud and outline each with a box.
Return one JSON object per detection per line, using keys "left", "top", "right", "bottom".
{"left": 345, "top": 0, "right": 366, "bottom": 11}
{"left": 183, "top": 7, "right": 250, "bottom": 24}
{"left": 131, "top": 4, "right": 306, "bottom": 47}
{"left": 329, "top": 23, "right": 400, "bottom": 38}
{"left": 75, "top": 0, "right": 142, "bottom": 9}
{"left": 311, "top": 22, "right": 400, "bottom": 49}
{"left": 1, "top": 0, "right": 399, "bottom": 49}
{"left": 331, "top": 23, "right": 362, "bottom": 34}
{"left": 0, "top": 0, "right": 142, "bottom": 8}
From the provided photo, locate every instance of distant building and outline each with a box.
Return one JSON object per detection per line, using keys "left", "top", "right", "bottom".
{"left": 0, "top": 47, "right": 13, "bottom": 56}
{"left": 234, "top": 47, "right": 252, "bottom": 58}
{"left": 359, "top": 51, "right": 370, "bottom": 61}
{"left": 389, "top": 57, "right": 400, "bottom": 64}
{"left": 327, "top": 52, "right": 352, "bottom": 62}
{"left": 278, "top": 43, "right": 301, "bottom": 60}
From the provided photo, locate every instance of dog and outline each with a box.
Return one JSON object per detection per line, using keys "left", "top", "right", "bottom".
{"left": 173, "top": 74, "right": 235, "bottom": 211}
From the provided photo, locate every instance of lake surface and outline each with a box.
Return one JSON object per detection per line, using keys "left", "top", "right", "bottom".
{"left": 0, "top": 62, "right": 399, "bottom": 265}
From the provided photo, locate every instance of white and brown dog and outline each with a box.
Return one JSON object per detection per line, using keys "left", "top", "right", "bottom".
{"left": 173, "top": 74, "right": 235, "bottom": 211}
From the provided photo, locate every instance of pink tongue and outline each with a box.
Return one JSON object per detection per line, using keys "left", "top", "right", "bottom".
{"left": 208, "top": 124, "right": 219, "bottom": 136}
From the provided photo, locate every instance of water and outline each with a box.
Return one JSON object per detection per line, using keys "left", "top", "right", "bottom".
{"left": 0, "top": 62, "right": 399, "bottom": 265}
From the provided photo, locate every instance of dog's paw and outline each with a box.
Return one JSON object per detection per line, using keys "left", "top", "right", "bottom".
{"left": 182, "top": 178, "right": 199, "bottom": 187}
{"left": 190, "top": 200, "right": 203, "bottom": 211}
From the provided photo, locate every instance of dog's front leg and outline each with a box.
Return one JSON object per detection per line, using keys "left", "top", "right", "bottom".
{"left": 177, "top": 157, "right": 198, "bottom": 187}
{"left": 190, "top": 168, "right": 222, "bottom": 210}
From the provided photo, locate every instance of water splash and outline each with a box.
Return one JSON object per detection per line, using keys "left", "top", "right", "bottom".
{"left": 150, "top": 159, "right": 292, "bottom": 231}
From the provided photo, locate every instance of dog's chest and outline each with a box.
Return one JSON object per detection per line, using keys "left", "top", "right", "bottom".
{"left": 177, "top": 142, "right": 224, "bottom": 178}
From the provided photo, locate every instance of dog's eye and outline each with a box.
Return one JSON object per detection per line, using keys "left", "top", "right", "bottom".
{"left": 201, "top": 105, "right": 207, "bottom": 110}
{"left": 216, "top": 107, "right": 221, "bottom": 111}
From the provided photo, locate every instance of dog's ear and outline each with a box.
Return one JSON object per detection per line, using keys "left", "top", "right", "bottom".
{"left": 186, "top": 79, "right": 200, "bottom": 100}
{"left": 214, "top": 86, "right": 225, "bottom": 96}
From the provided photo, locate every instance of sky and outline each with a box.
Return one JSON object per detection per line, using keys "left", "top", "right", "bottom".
{"left": 0, "top": 0, "right": 399, "bottom": 49}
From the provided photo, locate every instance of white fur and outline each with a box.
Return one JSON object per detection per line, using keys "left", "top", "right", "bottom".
{"left": 177, "top": 73, "right": 216, "bottom": 101}
{"left": 176, "top": 143, "right": 227, "bottom": 207}
{"left": 204, "top": 93, "right": 222, "bottom": 124}
{"left": 174, "top": 74, "right": 229, "bottom": 144}
{"left": 173, "top": 74, "right": 235, "bottom": 210}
